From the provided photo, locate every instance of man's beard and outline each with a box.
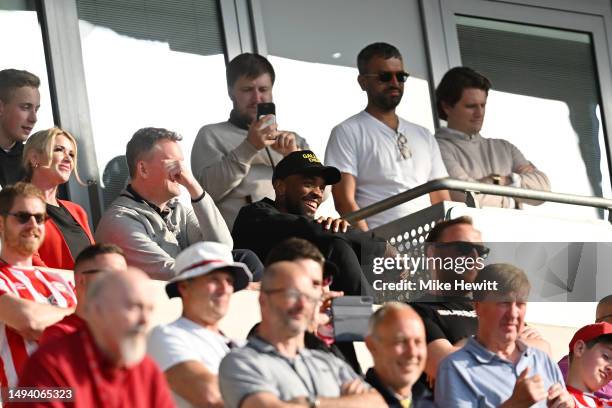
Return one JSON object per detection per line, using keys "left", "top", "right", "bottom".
{"left": 285, "top": 196, "right": 310, "bottom": 217}
{"left": 119, "top": 325, "right": 147, "bottom": 367}
{"left": 372, "top": 88, "right": 403, "bottom": 111}
{"left": 3, "top": 229, "right": 42, "bottom": 257}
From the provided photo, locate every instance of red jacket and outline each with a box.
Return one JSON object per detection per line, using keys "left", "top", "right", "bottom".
{"left": 33, "top": 199, "right": 95, "bottom": 270}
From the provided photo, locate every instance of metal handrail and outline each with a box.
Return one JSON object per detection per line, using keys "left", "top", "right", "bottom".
{"left": 343, "top": 177, "right": 612, "bottom": 223}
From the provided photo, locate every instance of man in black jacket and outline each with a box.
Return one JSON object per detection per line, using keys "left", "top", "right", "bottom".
{"left": 232, "top": 150, "right": 385, "bottom": 295}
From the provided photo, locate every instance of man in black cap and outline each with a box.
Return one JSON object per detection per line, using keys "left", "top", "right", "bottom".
{"left": 232, "top": 150, "right": 385, "bottom": 295}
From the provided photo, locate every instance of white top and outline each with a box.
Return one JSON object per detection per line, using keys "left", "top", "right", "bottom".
{"left": 147, "top": 316, "right": 238, "bottom": 408}
{"left": 325, "top": 111, "right": 448, "bottom": 228}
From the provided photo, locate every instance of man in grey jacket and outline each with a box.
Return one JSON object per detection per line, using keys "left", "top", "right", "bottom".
{"left": 96, "top": 127, "right": 261, "bottom": 281}
{"left": 435, "top": 66, "right": 550, "bottom": 208}
{"left": 191, "top": 53, "right": 308, "bottom": 230}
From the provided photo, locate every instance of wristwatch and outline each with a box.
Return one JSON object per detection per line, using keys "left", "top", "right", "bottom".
{"left": 309, "top": 397, "right": 321, "bottom": 407}
{"left": 491, "top": 174, "right": 502, "bottom": 185}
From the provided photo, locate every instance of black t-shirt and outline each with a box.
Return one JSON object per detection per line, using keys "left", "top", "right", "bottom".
{"left": 410, "top": 293, "right": 477, "bottom": 345}
{"left": 46, "top": 203, "right": 91, "bottom": 260}
{"left": 409, "top": 294, "right": 478, "bottom": 392}
{"left": 0, "top": 142, "right": 26, "bottom": 187}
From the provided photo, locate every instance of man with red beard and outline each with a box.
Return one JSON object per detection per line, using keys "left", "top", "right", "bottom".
{"left": 0, "top": 182, "right": 75, "bottom": 388}
{"left": 16, "top": 268, "right": 175, "bottom": 407}
{"left": 232, "top": 150, "right": 387, "bottom": 296}
{"left": 325, "top": 42, "right": 449, "bottom": 231}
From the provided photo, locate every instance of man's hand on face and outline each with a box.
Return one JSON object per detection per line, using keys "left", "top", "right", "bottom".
{"left": 270, "top": 131, "right": 299, "bottom": 157}
{"left": 546, "top": 383, "right": 574, "bottom": 408}
{"left": 164, "top": 159, "right": 204, "bottom": 199}
{"left": 246, "top": 115, "right": 278, "bottom": 150}
{"left": 507, "top": 367, "right": 548, "bottom": 407}
{"left": 316, "top": 217, "right": 350, "bottom": 233}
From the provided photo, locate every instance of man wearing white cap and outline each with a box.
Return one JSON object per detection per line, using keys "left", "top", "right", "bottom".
{"left": 148, "top": 241, "right": 253, "bottom": 408}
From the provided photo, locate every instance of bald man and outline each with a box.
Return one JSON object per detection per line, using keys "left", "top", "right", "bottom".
{"left": 16, "top": 268, "right": 174, "bottom": 408}
{"left": 365, "top": 302, "right": 435, "bottom": 407}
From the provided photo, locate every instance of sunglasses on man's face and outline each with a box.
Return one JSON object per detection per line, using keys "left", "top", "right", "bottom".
{"left": 434, "top": 241, "right": 490, "bottom": 258}
{"left": 362, "top": 71, "right": 410, "bottom": 83}
{"left": 5, "top": 211, "right": 48, "bottom": 225}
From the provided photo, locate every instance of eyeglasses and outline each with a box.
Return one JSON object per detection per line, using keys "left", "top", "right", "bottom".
{"left": 397, "top": 132, "right": 411, "bottom": 160}
{"left": 361, "top": 71, "right": 410, "bottom": 83}
{"left": 263, "top": 287, "right": 321, "bottom": 304}
{"left": 4, "top": 211, "right": 48, "bottom": 225}
{"left": 434, "top": 241, "right": 490, "bottom": 258}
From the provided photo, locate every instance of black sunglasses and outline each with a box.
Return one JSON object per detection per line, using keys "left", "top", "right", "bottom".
{"left": 5, "top": 211, "right": 48, "bottom": 225}
{"left": 362, "top": 71, "right": 410, "bottom": 83}
{"left": 434, "top": 241, "right": 490, "bottom": 258}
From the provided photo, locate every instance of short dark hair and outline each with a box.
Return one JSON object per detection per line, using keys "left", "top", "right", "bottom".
{"left": 569, "top": 333, "right": 612, "bottom": 362}
{"left": 357, "top": 42, "right": 402, "bottom": 74}
{"left": 425, "top": 216, "right": 473, "bottom": 243}
{"left": 0, "top": 69, "right": 40, "bottom": 102}
{"left": 74, "top": 243, "right": 125, "bottom": 271}
{"left": 0, "top": 182, "right": 45, "bottom": 216}
{"left": 265, "top": 238, "right": 325, "bottom": 267}
{"left": 472, "top": 263, "right": 531, "bottom": 302}
{"left": 226, "top": 53, "right": 275, "bottom": 89}
{"left": 125, "top": 127, "right": 182, "bottom": 177}
{"left": 435, "top": 66, "right": 492, "bottom": 120}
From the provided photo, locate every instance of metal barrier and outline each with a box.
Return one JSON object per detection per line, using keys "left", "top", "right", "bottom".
{"left": 343, "top": 177, "right": 612, "bottom": 224}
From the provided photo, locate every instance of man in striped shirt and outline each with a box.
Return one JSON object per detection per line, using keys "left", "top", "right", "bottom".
{"left": 0, "top": 182, "right": 76, "bottom": 387}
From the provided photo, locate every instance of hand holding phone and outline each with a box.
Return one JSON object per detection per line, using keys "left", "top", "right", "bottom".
{"left": 257, "top": 102, "right": 276, "bottom": 130}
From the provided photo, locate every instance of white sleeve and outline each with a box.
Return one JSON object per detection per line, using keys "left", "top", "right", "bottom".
{"left": 325, "top": 124, "right": 358, "bottom": 177}
{"left": 147, "top": 325, "right": 199, "bottom": 372}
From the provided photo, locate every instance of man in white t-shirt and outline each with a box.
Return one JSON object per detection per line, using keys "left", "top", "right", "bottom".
{"left": 325, "top": 42, "right": 449, "bottom": 230}
{"left": 147, "top": 241, "right": 253, "bottom": 408}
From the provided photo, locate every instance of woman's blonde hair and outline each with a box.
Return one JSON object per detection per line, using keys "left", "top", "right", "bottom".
{"left": 23, "top": 127, "right": 85, "bottom": 185}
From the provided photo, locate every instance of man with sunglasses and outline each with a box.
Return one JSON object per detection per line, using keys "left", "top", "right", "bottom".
{"left": 0, "top": 182, "right": 76, "bottom": 387}
{"left": 435, "top": 66, "right": 549, "bottom": 208}
{"left": 39, "top": 243, "right": 127, "bottom": 345}
{"left": 325, "top": 42, "right": 449, "bottom": 231}
{"left": 219, "top": 260, "right": 386, "bottom": 408}
{"left": 410, "top": 216, "right": 549, "bottom": 390}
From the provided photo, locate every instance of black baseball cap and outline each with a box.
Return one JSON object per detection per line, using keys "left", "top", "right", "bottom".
{"left": 272, "top": 150, "right": 341, "bottom": 185}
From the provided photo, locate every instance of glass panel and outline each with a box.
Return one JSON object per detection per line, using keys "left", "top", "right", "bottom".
{"left": 259, "top": 0, "right": 435, "bottom": 216}
{"left": 0, "top": 0, "right": 55, "bottom": 135}
{"left": 455, "top": 16, "right": 610, "bottom": 219}
{"left": 76, "top": 0, "right": 227, "bottom": 207}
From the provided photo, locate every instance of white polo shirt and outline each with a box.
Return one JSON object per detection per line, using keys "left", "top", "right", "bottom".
{"left": 325, "top": 111, "right": 448, "bottom": 228}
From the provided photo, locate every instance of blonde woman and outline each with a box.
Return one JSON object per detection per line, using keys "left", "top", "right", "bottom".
{"left": 23, "top": 127, "right": 94, "bottom": 269}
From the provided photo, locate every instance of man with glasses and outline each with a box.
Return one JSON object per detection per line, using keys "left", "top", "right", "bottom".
{"left": 219, "top": 260, "right": 386, "bottom": 408}
{"left": 0, "top": 182, "right": 76, "bottom": 387}
{"left": 148, "top": 241, "right": 252, "bottom": 408}
{"left": 435, "top": 66, "right": 549, "bottom": 208}
{"left": 325, "top": 42, "right": 449, "bottom": 231}
{"left": 39, "top": 243, "right": 127, "bottom": 345}
{"left": 410, "top": 216, "right": 549, "bottom": 390}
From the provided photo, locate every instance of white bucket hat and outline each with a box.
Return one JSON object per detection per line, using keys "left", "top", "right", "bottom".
{"left": 166, "top": 242, "right": 252, "bottom": 298}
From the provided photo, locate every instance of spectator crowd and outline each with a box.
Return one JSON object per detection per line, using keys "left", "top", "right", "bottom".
{"left": 0, "top": 42, "right": 608, "bottom": 407}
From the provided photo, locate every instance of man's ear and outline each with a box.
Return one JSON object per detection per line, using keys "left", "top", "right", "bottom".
{"left": 441, "top": 101, "right": 452, "bottom": 118}
{"left": 136, "top": 160, "right": 148, "bottom": 179}
{"left": 365, "top": 335, "right": 377, "bottom": 354}
{"left": 573, "top": 339, "right": 586, "bottom": 357}
{"left": 273, "top": 179, "right": 285, "bottom": 196}
{"left": 357, "top": 75, "right": 367, "bottom": 91}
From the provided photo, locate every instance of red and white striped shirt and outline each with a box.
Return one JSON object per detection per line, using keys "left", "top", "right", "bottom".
{"left": 569, "top": 385, "right": 612, "bottom": 407}
{"left": 0, "top": 262, "right": 76, "bottom": 387}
